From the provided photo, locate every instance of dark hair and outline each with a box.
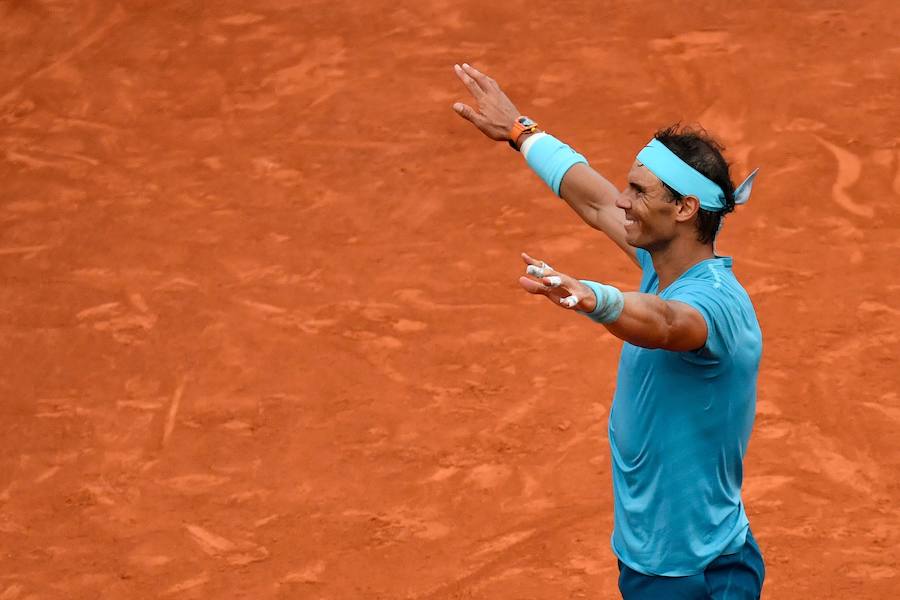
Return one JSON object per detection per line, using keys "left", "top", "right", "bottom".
{"left": 653, "top": 124, "right": 735, "bottom": 245}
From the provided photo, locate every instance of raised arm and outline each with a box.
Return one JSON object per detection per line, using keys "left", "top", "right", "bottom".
{"left": 557, "top": 163, "right": 636, "bottom": 263}
{"left": 452, "top": 63, "right": 637, "bottom": 265}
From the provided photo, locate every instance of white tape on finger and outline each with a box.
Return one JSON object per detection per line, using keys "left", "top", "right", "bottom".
{"left": 546, "top": 275, "right": 562, "bottom": 287}
{"left": 526, "top": 265, "right": 545, "bottom": 278}
{"left": 526, "top": 261, "right": 554, "bottom": 278}
{"left": 560, "top": 294, "right": 579, "bottom": 308}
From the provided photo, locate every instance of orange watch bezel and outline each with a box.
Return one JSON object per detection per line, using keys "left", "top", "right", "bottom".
{"left": 509, "top": 116, "right": 539, "bottom": 145}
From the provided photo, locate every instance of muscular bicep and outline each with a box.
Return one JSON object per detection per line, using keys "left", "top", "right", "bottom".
{"left": 663, "top": 300, "right": 709, "bottom": 352}
{"left": 558, "top": 163, "right": 638, "bottom": 265}
{"left": 603, "top": 294, "right": 708, "bottom": 351}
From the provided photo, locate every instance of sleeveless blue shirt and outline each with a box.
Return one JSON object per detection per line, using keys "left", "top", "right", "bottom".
{"left": 609, "top": 249, "right": 762, "bottom": 576}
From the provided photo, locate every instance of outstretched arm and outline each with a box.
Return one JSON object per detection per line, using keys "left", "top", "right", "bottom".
{"left": 452, "top": 63, "right": 637, "bottom": 265}
{"left": 604, "top": 293, "right": 707, "bottom": 351}
{"left": 519, "top": 253, "right": 707, "bottom": 351}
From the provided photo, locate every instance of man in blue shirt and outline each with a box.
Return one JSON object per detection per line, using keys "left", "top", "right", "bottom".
{"left": 452, "top": 63, "right": 765, "bottom": 600}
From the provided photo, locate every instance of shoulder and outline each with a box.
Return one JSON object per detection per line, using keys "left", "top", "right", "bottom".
{"left": 666, "top": 259, "right": 749, "bottom": 302}
{"left": 665, "top": 269, "right": 754, "bottom": 324}
{"left": 664, "top": 262, "right": 759, "bottom": 361}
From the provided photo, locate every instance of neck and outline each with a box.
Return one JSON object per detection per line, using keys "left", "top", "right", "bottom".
{"left": 649, "top": 237, "right": 715, "bottom": 291}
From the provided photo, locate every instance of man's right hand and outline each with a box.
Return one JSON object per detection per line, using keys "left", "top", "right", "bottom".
{"left": 452, "top": 63, "right": 522, "bottom": 143}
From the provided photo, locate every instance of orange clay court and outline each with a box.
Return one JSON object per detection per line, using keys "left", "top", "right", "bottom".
{"left": 1, "top": 1, "right": 899, "bottom": 598}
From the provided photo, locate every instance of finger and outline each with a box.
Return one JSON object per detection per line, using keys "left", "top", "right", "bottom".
{"left": 454, "top": 63, "right": 486, "bottom": 99}
{"left": 526, "top": 264, "right": 553, "bottom": 278}
{"left": 559, "top": 293, "right": 579, "bottom": 308}
{"left": 452, "top": 102, "right": 489, "bottom": 128}
{"left": 545, "top": 270, "right": 581, "bottom": 289}
{"left": 518, "top": 276, "right": 551, "bottom": 295}
{"left": 526, "top": 264, "right": 552, "bottom": 279}
{"left": 543, "top": 275, "right": 563, "bottom": 288}
{"left": 462, "top": 63, "right": 496, "bottom": 92}
{"left": 521, "top": 252, "right": 554, "bottom": 269}
{"left": 525, "top": 261, "right": 555, "bottom": 279}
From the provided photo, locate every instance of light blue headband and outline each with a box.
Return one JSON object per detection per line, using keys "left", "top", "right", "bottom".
{"left": 636, "top": 138, "right": 758, "bottom": 212}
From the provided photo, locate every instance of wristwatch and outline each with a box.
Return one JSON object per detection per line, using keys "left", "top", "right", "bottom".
{"left": 508, "top": 116, "right": 539, "bottom": 151}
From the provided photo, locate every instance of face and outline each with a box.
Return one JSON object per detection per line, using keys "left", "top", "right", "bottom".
{"left": 616, "top": 160, "right": 681, "bottom": 251}
{"left": 616, "top": 159, "right": 706, "bottom": 251}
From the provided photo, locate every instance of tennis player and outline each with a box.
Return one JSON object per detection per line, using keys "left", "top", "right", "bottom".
{"left": 452, "top": 62, "right": 766, "bottom": 600}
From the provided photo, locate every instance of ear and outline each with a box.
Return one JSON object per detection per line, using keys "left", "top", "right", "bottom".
{"left": 674, "top": 195, "right": 701, "bottom": 223}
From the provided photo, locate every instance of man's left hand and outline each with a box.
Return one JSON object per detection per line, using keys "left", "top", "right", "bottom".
{"left": 519, "top": 252, "right": 597, "bottom": 313}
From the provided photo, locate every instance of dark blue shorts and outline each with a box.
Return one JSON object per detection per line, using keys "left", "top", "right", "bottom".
{"left": 617, "top": 529, "right": 765, "bottom": 600}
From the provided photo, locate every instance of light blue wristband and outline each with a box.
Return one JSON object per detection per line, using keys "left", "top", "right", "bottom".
{"left": 579, "top": 280, "right": 625, "bottom": 324}
{"left": 523, "top": 133, "right": 588, "bottom": 196}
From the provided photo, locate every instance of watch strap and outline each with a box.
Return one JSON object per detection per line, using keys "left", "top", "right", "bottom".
{"left": 508, "top": 116, "right": 539, "bottom": 151}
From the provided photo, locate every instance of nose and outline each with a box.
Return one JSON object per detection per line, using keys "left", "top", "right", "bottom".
{"left": 615, "top": 191, "right": 632, "bottom": 211}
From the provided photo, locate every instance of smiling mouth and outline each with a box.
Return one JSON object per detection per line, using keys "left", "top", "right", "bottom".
{"left": 624, "top": 216, "right": 637, "bottom": 226}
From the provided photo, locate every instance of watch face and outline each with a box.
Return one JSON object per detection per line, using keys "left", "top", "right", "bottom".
{"left": 517, "top": 116, "right": 537, "bottom": 127}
